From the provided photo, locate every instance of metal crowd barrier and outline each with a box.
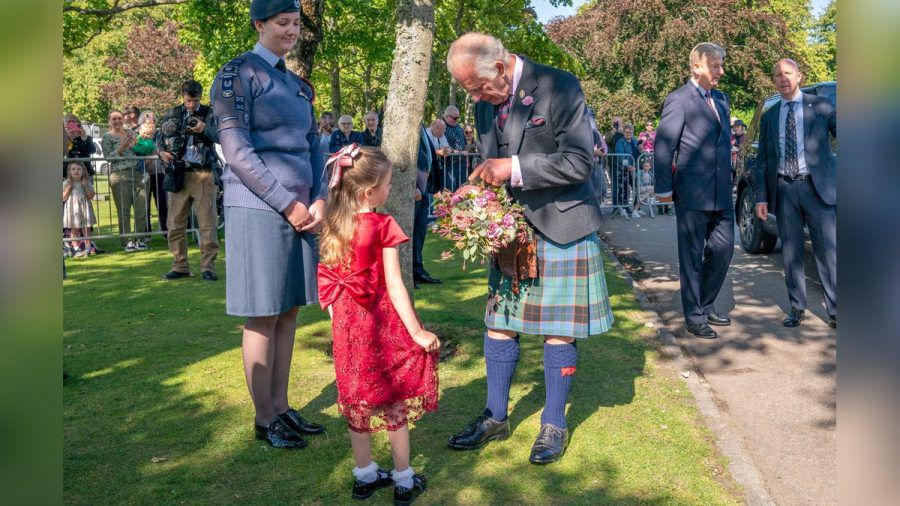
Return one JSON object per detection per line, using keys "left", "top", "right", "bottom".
{"left": 62, "top": 155, "right": 223, "bottom": 250}
{"left": 436, "top": 152, "right": 483, "bottom": 192}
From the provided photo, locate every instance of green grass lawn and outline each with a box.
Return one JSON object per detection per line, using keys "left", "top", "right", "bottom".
{"left": 63, "top": 234, "right": 741, "bottom": 505}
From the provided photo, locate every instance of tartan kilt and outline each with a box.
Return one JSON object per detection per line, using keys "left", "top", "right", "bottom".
{"left": 484, "top": 231, "right": 614, "bottom": 339}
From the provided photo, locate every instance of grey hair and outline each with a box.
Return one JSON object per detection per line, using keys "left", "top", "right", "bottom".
{"left": 443, "top": 105, "right": 460, "bottom": 117}
{"left": 430, "top": 118, "right": 446, "bottom": 129}
{"left": 364, "top": 111, "right": 379, "bottom": 121}
{"left": 623, "top": 123, "right": 635, "bottom": 132}
{"left": 689, "top": 42, "right": 726, "bottom": 71}
{"left": 338, "top": 115, "right": 353, "bottom": 125}
{"left": 447, "top": 32, "right": 510, "bottom": 79}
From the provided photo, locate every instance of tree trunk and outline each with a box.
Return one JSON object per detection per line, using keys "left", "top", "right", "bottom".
{"left": 286, "top": 0, "right": 325, "bottom": 78}
{"left": 448, "top": 80, "right": 458, "bottom": 107}
{"left": 330, "top": 65, "right": 342, "bottom": 117}
{"left": 381, "top": 0, "right": 435, "bottom": 296}
{"left": 430, "top": 58, "right": 443, "bottom": 120}
{"left": 364, "top": 63, "right": 373, "bottom": 112}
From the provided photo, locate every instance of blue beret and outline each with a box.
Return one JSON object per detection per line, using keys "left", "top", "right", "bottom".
{"left": 250, "top": 0, "right": 300, "bottom": 22}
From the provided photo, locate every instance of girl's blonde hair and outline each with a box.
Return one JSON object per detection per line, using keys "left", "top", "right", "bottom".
{"left": 319, "top": 147, "right": 392, "bottom": 268}
{"left": 67, "top": 161, "right": 87, "bottom": 180}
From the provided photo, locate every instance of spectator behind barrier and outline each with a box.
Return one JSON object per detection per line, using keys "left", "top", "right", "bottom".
{"left": 318, "top": 112, "right": 334, "bottom": 153}
{"left": 614, "top": 123, "right": 641, "bottom": 218}
{"left": 463, "top": 124, "right": 478, "bottom": 153}
{"left": 63, "top": 161, "right": 97, "bottom": 258}
{"left": 328, "top": 115, "right": 364, "bottom": 152}
{"left": 362, "top": 111, "right": 382, "bottom": 147}
{"left": 638, "top": 120, "right": 656, "bottom": 153}
{"left": 443, "top": 105, "right": 466, "bottom": 151}
{"left": 101, "top": 109, "right": 148, "bottom": 251}
{"left": 63, "top": 113, "right": 96, "bottom": 178}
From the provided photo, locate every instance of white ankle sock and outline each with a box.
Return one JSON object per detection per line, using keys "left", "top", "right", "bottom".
{"left": 352, "top": 461, "right": 379, "bottom": 484}
{"left": 392, "top": 467, "right": 414, "bottom": 489}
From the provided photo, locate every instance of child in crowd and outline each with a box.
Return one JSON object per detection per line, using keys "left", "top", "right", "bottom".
{"left": 318, "top": 145, "right": 439, "bottom": 505}
{"left": 634, "top": 157, "right": 654, "bottom": 217}
{"left": 63, "top": 162, "right": 96, "bottom": 258}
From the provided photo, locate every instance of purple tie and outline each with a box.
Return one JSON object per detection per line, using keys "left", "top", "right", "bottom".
{"left": 496, "top": 95, "right": 512, "bottom": 130}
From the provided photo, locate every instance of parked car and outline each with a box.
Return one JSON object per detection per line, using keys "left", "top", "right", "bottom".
{"left": 734, "top": 81, "right": 836, "bottom": 254}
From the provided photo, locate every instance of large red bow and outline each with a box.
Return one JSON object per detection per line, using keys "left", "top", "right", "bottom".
{"left": 317, "top": 263, "right": 379, "bottom": 309}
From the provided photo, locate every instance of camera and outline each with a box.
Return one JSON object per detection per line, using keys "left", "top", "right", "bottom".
{"left": 187, "top": 117, "right": 200, "bottom": 129}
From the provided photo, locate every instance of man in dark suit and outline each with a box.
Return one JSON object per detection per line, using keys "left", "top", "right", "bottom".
{"left": 444, "top": 33, "right": 613, "bottom": 465}
{"left": 412, "top": 125, "right": 442, "bottom": 288}
{"left": 755, "top": 59, "right": 837, "bottom": 329}
{"left": 655, "top": 43, "right": 734, "bottom": 339}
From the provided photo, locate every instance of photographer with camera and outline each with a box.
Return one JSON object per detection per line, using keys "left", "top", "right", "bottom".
{"left": 157, "top": 80, "right": 220, "bottom": 281}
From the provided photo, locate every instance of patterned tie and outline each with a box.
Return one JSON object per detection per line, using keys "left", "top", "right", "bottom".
{"left": 705, "top": 90, "right": 720, "bottom": 123}
{"left": 784, "top": 102, "right": 799, "bottom": 177}
{"left": 275, "top": 59, "right": 287, "bottom": 73}
{"left": 496, "top": 95, "right": 512, "bottom": 130}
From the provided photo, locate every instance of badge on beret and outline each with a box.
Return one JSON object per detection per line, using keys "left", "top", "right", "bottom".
{"left": 223, "top": 79, "right": 233, "bottom": 90}
{"left": 293, "top": 0, "right": 300, "bottom": 7}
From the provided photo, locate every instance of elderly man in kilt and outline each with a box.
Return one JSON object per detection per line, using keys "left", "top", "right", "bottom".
{"left": 445, "top": 33, "right": 614, "bottom": 465}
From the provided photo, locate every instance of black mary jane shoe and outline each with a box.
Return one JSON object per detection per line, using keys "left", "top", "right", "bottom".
{"left": 686, "top": 323, "right": 718, "bottom": 339}
{"left": 254, "top": 418, "right": 307, "bottom": 449}
{"left": 529, "top": 424, "right": 568, "bottom": 465}
{"left": 352, "top": 467, "right": 393, "bottom": 500}
{"left": 782, "top": 309, "right": 805, "bottom": 328}
{"left": 707, "top": 313, "right": 731, "bottom": 326}
{"left": 279, "top": 408, "right": 326, "bottom": 435}
{"left": 393, "top": 474, "right": 427, "bottom": 505}
{"left": 447, "top": 414, "right": 510, "bottom": 450}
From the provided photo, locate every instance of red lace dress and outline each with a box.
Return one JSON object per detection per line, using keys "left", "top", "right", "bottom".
{"left": 318, "top": 212, "right": 439, "bottom": 433}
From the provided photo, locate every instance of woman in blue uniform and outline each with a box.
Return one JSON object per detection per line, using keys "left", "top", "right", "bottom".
{"left": 211, "top": 0, "right": 327, "bottom": 449}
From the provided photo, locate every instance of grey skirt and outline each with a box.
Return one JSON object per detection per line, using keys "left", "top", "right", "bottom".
{"left": 225, "top": 206, "right": 319, "bottom": 317}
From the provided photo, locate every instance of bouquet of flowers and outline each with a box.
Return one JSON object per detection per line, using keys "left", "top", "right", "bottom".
{"left": 431, "top": 183, "right": 532, "bottom": 268}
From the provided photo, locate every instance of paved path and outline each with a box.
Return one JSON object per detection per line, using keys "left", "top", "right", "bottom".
{"left": 601, "top": 213, "right": 835, "bottom": 506}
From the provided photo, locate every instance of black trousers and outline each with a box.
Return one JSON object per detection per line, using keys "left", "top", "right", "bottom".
{"left": 675, "top": 206, "right": 735, "bottom": 324}
{"left": 412, "top": 194, "right": 431, "bottom": 277}
{"left": 775, "top": 177, "right": 836, "bottom": 316}
{"left": 146, "top": 172, "right": 168, "bottom": 233}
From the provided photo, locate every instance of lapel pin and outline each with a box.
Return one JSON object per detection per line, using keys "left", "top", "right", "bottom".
{"left": 518, "top": 89, "right": 525, "bottom": 99}
{"left": 522, "top": 96, "right": 534, "bottom": 106}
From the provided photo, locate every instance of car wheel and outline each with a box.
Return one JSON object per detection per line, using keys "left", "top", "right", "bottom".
{"left": 738, "top": 186, "right": 777, "bottom": 254}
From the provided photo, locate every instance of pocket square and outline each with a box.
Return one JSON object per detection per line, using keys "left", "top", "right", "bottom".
{"left": 525, "top": 116, "right": 546, "bottom": 129}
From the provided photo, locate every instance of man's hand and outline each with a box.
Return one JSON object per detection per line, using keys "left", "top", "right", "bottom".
{"left": 284, "top": 200, "right": 311, "bottom": 232}
{"left": 415, "top": 188, "right": 422, "bottom": 201}
{"left": 756, "top": 203, "right": 768, "bottom": 221}
{"left": 656, "top": 194, "right": 673, "bottom": 203}
{"left": 301, "top": 199, "right": 326, "bottom": 233}
{"left": 158, "top": 151, "right": 174, "bottom": 164}
{"left": 188, "top": 120, "right": 206, "bottom": 134}
{"left": 469, "top": 157, "right": 512, "bottom": 186}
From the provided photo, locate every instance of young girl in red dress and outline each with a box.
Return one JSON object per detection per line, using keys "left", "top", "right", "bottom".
{"left": 318, "top": 144, "right": 439, "bottom": 505}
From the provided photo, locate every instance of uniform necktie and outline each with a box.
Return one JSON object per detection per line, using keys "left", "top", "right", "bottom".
{"left": 275, "top": 59, "right": 286, "bottom": 73}
{"left": 705, "top": 90, "right": 720, "bottom": 123}
{"left": 496, "top": 95, "right": 512, "bottom": 130}
{"left": 784, "top": 101, "right": 799, "bottom": 177}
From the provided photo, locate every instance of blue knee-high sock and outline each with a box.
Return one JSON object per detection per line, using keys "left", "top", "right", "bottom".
{"left": 483, "top": 334, "right": 520, "bottom": 422}
{"left": 541, "top": 342, "right": 578, "bottom": 429}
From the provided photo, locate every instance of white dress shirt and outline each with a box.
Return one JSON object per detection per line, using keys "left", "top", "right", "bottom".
{"left": 778, "top": 89, "right": 808, "bottom": 175}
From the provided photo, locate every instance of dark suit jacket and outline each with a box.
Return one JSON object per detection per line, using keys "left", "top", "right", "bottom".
{"left": 474, "top": 57, "right": 600, "bottom": 245}
{"left": 654, "top": 82, "right": 733, "bottom": 211}
{"left": 416, "top": 126, "right": 433, "bottom": 195}
{"left": 328, "top": 130, "right": 364, "bottom": 153}
{"left": 755, "top": 92, "right": 837, "bottom": 210}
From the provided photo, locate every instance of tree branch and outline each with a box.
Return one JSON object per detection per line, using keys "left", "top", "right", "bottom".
{"left": 64, "top": 0, "right": 189, "bottom": 16}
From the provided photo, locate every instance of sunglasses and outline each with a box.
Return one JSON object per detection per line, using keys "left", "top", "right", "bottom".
{"left": 447, "top": 116, "right": 460, "bottom": 120}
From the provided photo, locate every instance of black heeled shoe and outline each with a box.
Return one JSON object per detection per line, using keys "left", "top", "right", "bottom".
{"left": 279, "top": 408, "right": 326, "bottom": 435}
{"left": 254, "top": 418, "right": 307, "bottom": 449}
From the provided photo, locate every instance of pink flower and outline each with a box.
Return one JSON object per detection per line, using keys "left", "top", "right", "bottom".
{"left": 522, "top": 96, "right": 534, "bottom": 106}
{"left": 502, "top": 214, "right": 515, "bottom": 228}
{"left": 487, "top": 223, "right": 502, "bottom": 239}
{"left": 474, "top": 196, "right": 488, "bottom": 207}
{"left": 450, "top": 194, "right": 461, "bottom": 205}
{"left": 485, "top": 189, "right": 497, "bottom": 201}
